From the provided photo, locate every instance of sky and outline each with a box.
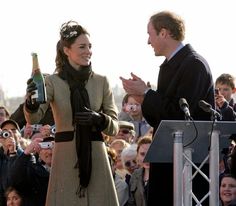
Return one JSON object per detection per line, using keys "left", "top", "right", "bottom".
{"left": 0, "top": 0, "right": 236, "bottom": 98}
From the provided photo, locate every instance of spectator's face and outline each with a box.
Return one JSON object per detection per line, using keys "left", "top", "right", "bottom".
{"left": 123, "top": 155, "right": 138, "bottom": 174}
{"left": 6, "top": 190, "right": 22, "bottom": 206}
{"left": 0, "top": 109, "right": 8, "bottom": 125}
{"left": 110, "top": 142, "right": 124, "bottom": 170}
{"left": 2, "top": 123, "right": 21, "bottom": 143}
{"left": 115, "top": 128, "right": 133, "bottom": 143}
{"left": 125, "top": 96, "right": 141, "bottom": 117}
{"left": 39, "top": 143, "right": 54, "bottom": 167}
{"left": 0, "top": 130, "right": 16, "bottom": 152}
{"left": 215, "top": 83, "right": 234, "bottom": 102}
{"left": 220, "top": 176, "right": 236, "bottom": 205}
{"left": 136, "top": 143, "right": 151, "bottom": 168}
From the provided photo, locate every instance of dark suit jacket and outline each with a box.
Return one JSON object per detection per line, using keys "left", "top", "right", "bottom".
{"left": 141, "top": 44, "right": 215, "bottom": 206}
{"left": 142, "top": 44, "right": 214, "bottom": 131}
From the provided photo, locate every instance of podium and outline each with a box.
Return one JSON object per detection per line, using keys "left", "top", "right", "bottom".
{"left": 144, "top": 120, "right": 236, "bottom": 206}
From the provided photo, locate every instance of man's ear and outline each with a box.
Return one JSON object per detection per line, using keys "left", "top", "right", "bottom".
{"left": 233, "top": 88, "right": 236, "bottom": 94}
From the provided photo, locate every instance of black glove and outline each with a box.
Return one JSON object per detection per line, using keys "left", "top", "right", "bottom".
{"left": 25, "top": 78, "right": 40, "bottom": 112}
{"left": 75, "top": 107, "right": 105, "bottom": 128}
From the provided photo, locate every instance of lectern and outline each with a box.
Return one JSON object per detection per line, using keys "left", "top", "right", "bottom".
{"left": 144, "top": 120, "right": 236, "bottom": 206}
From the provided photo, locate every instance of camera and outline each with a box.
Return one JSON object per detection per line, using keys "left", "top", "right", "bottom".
{"left": 50, "top": 125, "right": 56, "bottom": 134}
{"left": 31, "top": 124, "right": 42, "bottom": 132}
{"left": 39, "top": 142, "right": 53, "bottom": 149}
{"left": 126, "top": 104, "right": 139, "bottom": 112}
{"left": 0, "top": 130, "right": 11, "bottom": 138}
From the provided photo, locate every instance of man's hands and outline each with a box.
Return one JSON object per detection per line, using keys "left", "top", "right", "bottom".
{"left": 120, "top": 73, "right": 150, "bottom": 104}
{"left": 24, "top": 137, "right": 43, "bottom": 155}
{"left": 75, "top": 107, "right": 105, "bottom": 128}
{"left": 215, "top": 90, "right": 227, "bottom": 108}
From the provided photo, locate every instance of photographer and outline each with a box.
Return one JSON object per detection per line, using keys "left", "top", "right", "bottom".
{"left": 119, "top": 94, "right": 151, "bottom": 141}
{"left": 0, "top": 120, "right": 23, "bottom": 206}
{"left": 9, "top": 136, "right": 54, "bottom": 206}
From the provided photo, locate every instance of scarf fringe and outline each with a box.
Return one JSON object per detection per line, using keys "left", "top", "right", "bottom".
{"left": 76, "top": 185, "right": 86, "bottom": 198}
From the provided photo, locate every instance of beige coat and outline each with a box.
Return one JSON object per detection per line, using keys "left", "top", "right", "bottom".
{"left": 24, "top": 72, "right": 119, "bottom": 206}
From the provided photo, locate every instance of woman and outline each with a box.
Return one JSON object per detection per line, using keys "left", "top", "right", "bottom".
{"left": 24, "top": 21, "right": 119, "bottom": 206}
{"left": 127, "top": 136, "right": 152, "bottom": 206}
{"left": 220, "top": 174, "right": 236, "bottom": 206}
{"left": 5, "top": 187, "right": 22, "bottom": 206}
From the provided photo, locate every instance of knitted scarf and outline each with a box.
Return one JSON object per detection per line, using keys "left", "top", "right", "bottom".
{"left": 59, "top": 62, "right": 92, "bottom": 197}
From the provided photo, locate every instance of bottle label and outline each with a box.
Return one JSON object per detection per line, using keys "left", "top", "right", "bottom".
{"left": 31, "top": 89, "right": 39, "bottom": 99}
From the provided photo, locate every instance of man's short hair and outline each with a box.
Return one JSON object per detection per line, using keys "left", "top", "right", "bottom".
{"left": 150, "top": 11, "right": 185, "bottom": 42}
{"left": 215, "top": 73, "right": 236, "bottom": 89}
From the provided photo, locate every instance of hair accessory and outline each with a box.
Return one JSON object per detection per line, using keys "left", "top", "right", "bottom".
{"left": 60, "top": 20, "right": 80, "bottom": 40}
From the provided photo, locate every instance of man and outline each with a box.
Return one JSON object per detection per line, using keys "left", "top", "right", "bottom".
{"left": 113, "top": 121, "right": 135, "bottom": 144}
{"left": 120, "top": 94, "right": 151, "bottom": 141}
{"left": 120, "top": 11, "right": 215, "bottom": 205}
{"left": 215, "top": 73, "right": 236, "bottom": 120}
{"left": 10, "top": 136, "right": 54, "bottom": 206}
{"left": 0, "top": 119, "right": 23, "bottom": 205}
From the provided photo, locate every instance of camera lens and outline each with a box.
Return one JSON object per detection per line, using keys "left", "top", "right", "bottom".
{"left": 1, "top": 131, "right": 11, "bottom": 138}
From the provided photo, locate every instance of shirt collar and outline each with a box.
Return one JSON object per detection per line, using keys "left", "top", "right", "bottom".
{"left": 168, "top": 43, "right": 184, "bottom": 61}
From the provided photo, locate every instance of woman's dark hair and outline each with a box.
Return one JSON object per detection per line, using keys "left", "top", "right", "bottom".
{"left": 55, "top": 21, "right": 89, "bottom": 73}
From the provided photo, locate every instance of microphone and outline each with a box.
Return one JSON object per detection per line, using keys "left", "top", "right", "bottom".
{"left": 179, "top": 98, "right": 191, "bottom": 120}
{"left": 198, "top": 100, "right": 222, "bottom": 120}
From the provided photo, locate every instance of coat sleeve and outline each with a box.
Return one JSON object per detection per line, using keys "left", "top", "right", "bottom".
{"left": 99, "top": 76, "right": 119, "bottom": 136}
{"left": 142, "top": 58, "right": 214, "bottom": 128}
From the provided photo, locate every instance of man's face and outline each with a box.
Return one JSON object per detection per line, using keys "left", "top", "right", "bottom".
{"left": 147, "top": 21, "right": 163, "bottom": 56}
{"left": 215, "top": 83, "right": 234, "bottom": 102}
{"left": 0, "top": 124, "right": 18, "bottom": 152}
{"left": 39, "top": 145, "right": 53, "bottom": 167}
{"left": 1, "top": 123, "right": 21, "bottom": 143}
{"left": 125, "top": 96, "right": 141, "bottom": 117}
{"left": 115, "top": 127, "right": 133, "bottom": 143}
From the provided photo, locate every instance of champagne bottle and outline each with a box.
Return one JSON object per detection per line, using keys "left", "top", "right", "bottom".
{"left": 31, "top": 52, "right": 47, "bottom": 104}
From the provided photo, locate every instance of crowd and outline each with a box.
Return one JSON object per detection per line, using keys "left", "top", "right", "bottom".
{"left": 0, "top": 10, "right": 236, "bottom": 206}
{"left": 0, "top": 71, "right": 235, "bottom": 206}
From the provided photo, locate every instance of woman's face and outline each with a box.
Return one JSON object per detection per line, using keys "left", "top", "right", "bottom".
{"left": 64, "top": 34, "right": 92, "bottom": 67}
{"left": 136, "top": 143, "right": 151, "bottom": 168}
{"left": 220, "top": 176, "right": 236, "bottom": 205}
{"left": 7, "top": 190, "right": 22, "bottom": 206}
{"left": 110, "top": 143, "right": 124, "bottom": 170}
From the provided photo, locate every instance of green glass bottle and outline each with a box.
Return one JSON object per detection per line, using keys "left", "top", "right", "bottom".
{"left": 31, "top": 53, "right": 47, "bottom": 104}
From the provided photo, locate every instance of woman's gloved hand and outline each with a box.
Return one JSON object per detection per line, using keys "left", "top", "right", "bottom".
{"left": 25, "top": 78, "right": 40, "bottom": 112}
{"left": 75, "top": 107, "right": 105, "bottom": 128}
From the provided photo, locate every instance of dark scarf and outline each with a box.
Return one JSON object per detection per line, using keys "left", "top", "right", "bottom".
{"left": 59, "top": 62, "right": 92, "bottom": 196}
